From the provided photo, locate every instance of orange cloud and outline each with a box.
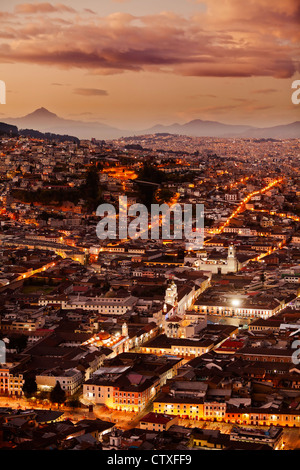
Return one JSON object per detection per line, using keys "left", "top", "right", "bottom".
{"left": 0, "top": 1, "right": 298, "bottom": 79}
{"left": 15, "top": 3, "right": 76, "bottom": 14}
{"left": 73, "top": 88, "right": 108, "bottom": 96}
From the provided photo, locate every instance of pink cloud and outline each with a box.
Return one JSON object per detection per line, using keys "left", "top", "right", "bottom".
{"left": 15, "top": 3, "right": 76, "bottom": 14}
{"left": 0, "top": 1, "right": 298, "bottom": 79}
{"left": 73, "top": 88, "right": 108, "bottom": 96}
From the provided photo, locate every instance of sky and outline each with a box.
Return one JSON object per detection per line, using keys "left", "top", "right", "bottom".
{"left": 0, "top": 0, "right": 299, "bottom": 130}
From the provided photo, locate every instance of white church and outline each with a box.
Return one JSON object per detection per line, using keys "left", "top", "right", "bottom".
{"left": 192, "top": 245, "right": 241, "bottom": 274}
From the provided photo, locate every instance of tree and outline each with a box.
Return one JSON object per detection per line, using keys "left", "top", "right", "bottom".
{"left": 68, "top": 398, "right": 81, "bottom": 409}
{"left": 50, "top": 381, "right": 66, "bottom": 405}
{"left": 138, "top": 163, "right": 164, "bottom": 184}
{"left": 260, "top": 272, "right": 266, "bottom": 285}
{"left": 22, "top": 376, "right": 37, "bottom": 398}
{"left": 154, "top": 188, "right": 175, "bottom": 204}
{"left": 9, "top": 334, "right": 28, "bottom": 353}
{"left": 81, "top": 165, "right": 103, "bottom": 211}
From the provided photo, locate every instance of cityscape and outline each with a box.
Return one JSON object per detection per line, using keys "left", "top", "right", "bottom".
{"left": 0, "top": 0, "right": 299, "bottom": 457}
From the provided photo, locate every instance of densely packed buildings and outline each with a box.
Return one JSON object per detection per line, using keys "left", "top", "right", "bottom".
{"left": 0, "top": 132, "right": 299, "bottom": 450}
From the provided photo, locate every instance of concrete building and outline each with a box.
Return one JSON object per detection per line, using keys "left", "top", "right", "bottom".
{"left": 36, "top": 367, "right": 83, "bottom": 396}
{"left": 192, "top": 245, "right": 240, "bottom": 274}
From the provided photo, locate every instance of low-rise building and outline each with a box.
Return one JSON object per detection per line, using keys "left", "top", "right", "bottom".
{"left": 0, "top": 366, "right": 24, "bottom": 396}
{"left": 230, "top": 425, "right": 283, "bottom": 449}
{"left": 36, "top": 367, "right": 83, "bottom": 396}
{"left": 139, "top": 412, "right": 178, "bottom": 431}
{"left": 141, "top": 334, "right": 214, "bottom": 358}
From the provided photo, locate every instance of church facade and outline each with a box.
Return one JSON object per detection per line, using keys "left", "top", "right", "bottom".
{"left": 192, "top": 245, "right": 240, "bottom": 274}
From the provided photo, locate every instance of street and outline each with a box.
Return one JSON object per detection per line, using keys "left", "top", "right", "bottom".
{"left": 1, "top": 395, "right": 300, "bottom": 449}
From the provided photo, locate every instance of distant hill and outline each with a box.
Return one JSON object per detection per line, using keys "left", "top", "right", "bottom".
{"left": 241, "top": 121, "right": 300, "bottom": 139}
{"left": 20, "top": 128, "right": 80, "bottom": 144}
{"left": 142, "top": 119, "right": 254, "bottom": 137}
{"left": 5, "top": 107, "right": 128, "bottom": 140}
{"left": 0, "top": 120, "right": 79, "bottom": 143}
{"left": 3, "top": 108, "right": 300, "bottom": 140}
{"left": 140, "top": 119, "right": 300, "bottom": 139}
{"left": 0, "top": 122, "right": 18, "bottom": 137}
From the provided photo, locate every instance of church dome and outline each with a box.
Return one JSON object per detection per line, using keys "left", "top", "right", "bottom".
{"left": 97, "top": 331, "right": 110, "bottom": 341}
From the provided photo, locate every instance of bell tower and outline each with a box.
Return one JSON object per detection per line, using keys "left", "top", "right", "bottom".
{"left": 228, "top": 244, "right": 236, "bottom": 258}
{"left": 122, "top": 322, "right": 128, "bottom": 337}
{"left": 227, "top": 244, "right": 238, "bottom": 272}
{"left": 164, "top": 281, "right": 178, "bottom": 307}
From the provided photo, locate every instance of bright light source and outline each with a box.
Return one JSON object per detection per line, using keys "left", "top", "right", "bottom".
{"left": 232, "top": 299, "right": 240, "bottom": 307}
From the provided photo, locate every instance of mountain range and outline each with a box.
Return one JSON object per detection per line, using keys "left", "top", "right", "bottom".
{"left": 3, "top": 107, "right": 300, "bottom": 140}
{"left": 4, "top": 107, "right": 123, "bottom": 140}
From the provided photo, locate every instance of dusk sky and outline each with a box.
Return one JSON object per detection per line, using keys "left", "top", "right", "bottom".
{"left": 0, "top": 0, "right": 299, "bottom": 129}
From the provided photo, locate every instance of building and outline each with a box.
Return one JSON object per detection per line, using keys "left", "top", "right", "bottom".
{"left": 139, "top": 412, "right": 178, "bottom": 431}
{"left": 190, "top": 428, "right": 230, "bottom": 450}
{"left": 83, "top": 366, "right": 128, "bottom": 408}
{"left": 230, "top": 425, "right": 283, "bottom": 449}
{"left": 192, "top": 245, "right": 241, "bottom": 274}
{"left": 83, "top": 353, "right": 182, "bottom": 411}
{"left": 248, "top": 318, "right": 282, "bottom": 333}
{"left": 225, "top": 406, "right": 300, "bottom": 429}
{"left": 36, "top": 367, "right": 83, "bottom": 396}
{"left": 235, "top": 346, "right": 294, "bottom": 363}
{"left": 0, "top": 313, "right": 46, "bottom": 333}
{"left": 82, "top": 328, "right": 129, "bottom": 357}
{"left": 113, "top": 372, "right": 159, "bottom": 413}
{"left": 0, "top": 366, "right": 24, "bottom": 397}
{"left": 193, "top": 294, "right": 283, "bottom": 320}
{"left": 153, "top": 393, "right": 226, "bottom": 422}
{"left": 140, "top": 334, "right": 214, "bottom": 358}
{"left": 153, "top": 393, "right": 205, "bottom": 420}
{"left": 83, "top": 368, "right": 159, "bottom": 413}
{"left": 39, "top": 295, "right": 138, "bottom": 315}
